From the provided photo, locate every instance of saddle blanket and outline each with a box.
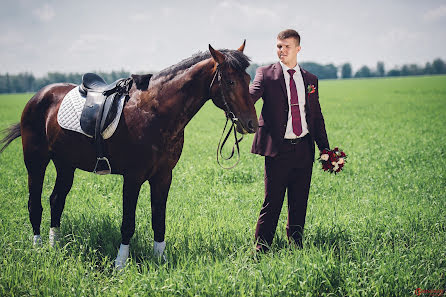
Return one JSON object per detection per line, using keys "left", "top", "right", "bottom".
{"left": 57, "top": 86, "right": 124, "bottom": 139}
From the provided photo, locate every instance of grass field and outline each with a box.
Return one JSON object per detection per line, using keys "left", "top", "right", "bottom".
{"left": 0, "top": 75, "right": 445, "bottom": 296}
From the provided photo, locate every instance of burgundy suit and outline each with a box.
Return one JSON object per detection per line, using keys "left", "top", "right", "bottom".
{"left": 250, "top": 62, "right": 329, "bottom": 250}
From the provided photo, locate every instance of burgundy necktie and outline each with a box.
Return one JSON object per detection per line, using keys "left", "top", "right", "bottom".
{"left": 287, "top": 69, "right": 302, "bottom": 136}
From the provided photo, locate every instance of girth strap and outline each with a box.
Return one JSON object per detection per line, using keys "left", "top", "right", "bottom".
{"left": 93, "top": 78, "right": 133, "bottom": 175}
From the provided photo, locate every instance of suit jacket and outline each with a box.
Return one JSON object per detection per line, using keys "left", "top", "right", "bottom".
{"left": 250, "top": 62, "right": 330, "bottom": 158}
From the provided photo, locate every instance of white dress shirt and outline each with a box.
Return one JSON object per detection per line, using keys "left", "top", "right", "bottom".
{"left": 279, "top": 61, "right": 309, "bottom": 139}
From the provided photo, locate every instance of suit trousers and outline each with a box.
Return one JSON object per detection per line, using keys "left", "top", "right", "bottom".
{"left": 255, "top": 134, "right": 313, "bottom": 251}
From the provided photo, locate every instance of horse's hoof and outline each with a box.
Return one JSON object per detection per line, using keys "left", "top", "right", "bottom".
{"left": 49, "top": 227, "right": 61, "bottom": 247}
{"left": 114, "top": 244, "right": 129, "bottom": 271}
{"left": 33, "top": 235, "right": 42, "bottom": 247}
{"left": 153, "top": 240, "right": 166, "bottom": 261}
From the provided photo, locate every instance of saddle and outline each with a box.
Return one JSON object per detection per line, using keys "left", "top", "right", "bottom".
{"left": 79, "top": 73, "right": 134, "bottom": 175}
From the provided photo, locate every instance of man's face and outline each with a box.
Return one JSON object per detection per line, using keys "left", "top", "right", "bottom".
{"left": 276, "top": 37, "right": 301, "bottom": 67}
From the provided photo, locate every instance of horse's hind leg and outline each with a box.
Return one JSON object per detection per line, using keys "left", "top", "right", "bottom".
{"left": 49, "top": 160, "right": 75, "bottom": 247}
{"left": 23, "top": 147, "right": 49, "bottom": 245}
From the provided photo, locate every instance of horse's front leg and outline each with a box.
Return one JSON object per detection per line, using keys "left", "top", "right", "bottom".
{"left": 149, "top": 169, "right": 172, "bottom": 260}
{"left": 114, "top": 175, "right": 143, "bottom": 270}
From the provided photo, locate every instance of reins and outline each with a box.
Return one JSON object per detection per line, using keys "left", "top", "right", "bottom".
{"left": 210, "top": 64, "right": 244, "bottom": 169}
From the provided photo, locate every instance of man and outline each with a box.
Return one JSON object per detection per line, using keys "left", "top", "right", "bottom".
{"left": 250, "top": 29, "right": 330, "bottom": 252}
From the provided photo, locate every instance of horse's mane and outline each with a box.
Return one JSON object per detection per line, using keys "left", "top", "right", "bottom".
{"left": 152, "top": 49, "right": 251, "bottom": 80}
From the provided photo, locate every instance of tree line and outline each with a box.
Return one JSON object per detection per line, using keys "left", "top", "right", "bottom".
{"left": 246, "top": 58, "right": 446, "bottom": 81}
{"left": 339, "top": 58, "right": 446, "bottom": 79}
{"left": 0, "top": 71, "right": 130, "bottom": 94}
{"left": 1, "top": 58, "right": 445, "bottom": 94}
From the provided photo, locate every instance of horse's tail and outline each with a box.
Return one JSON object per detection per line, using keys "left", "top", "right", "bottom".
{"left": 0, "top": 123, "right": 21, "bottom": 154}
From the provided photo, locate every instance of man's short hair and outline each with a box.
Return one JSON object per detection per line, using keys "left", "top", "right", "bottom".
{"left": 277, "top": 29, "right": 301, "bottom": 46}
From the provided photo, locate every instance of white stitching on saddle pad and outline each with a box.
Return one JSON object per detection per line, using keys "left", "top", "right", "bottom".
{"left": 57, "top": 86, "right": 125, "bottom": 139}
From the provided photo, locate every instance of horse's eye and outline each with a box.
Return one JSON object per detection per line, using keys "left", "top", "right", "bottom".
{"left": 228, "top": 81, "right": 235, "bottom": 86}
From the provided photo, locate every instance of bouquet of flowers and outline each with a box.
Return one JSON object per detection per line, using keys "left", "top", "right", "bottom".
{"left": 319, "top": 147, "right": 347, "bottom": 174}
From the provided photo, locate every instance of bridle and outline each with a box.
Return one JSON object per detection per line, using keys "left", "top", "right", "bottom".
{"left": 209, "top": 63, "right": 244, "bottom": 169}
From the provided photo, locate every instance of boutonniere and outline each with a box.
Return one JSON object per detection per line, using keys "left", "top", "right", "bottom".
{"left": 307, "top": 84, "right": 316, "bottom": 94}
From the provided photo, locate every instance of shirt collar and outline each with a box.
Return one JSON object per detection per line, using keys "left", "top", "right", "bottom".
{"left": 279, "top": 61, "right": 300, "bottom": 73}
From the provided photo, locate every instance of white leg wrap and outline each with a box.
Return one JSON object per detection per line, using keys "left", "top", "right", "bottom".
{"left": 49, "top": 227, "right": 60, "bottom": 247}
{"left": 153, "top": 241, "right": 166, "bottom": 260}
{"left": 33, "top": 235, "right": 42, "bottom": 246}
{"left": 114, "top": 244, "right": 129, "bottom": 271}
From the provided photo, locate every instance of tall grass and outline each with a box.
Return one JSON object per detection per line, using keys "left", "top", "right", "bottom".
{"left": 0, "top": 76, "right": 445, "bottom": 296}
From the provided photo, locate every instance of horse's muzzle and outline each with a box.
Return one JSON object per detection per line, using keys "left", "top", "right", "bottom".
{"left": 236, "top": 118, "right": 258, "bottom": 134}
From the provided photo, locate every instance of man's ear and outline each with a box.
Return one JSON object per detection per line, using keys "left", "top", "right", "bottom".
{"left": 209, "top": 44, "right": 225, "bottom": 64}
{"left": 296, "top": 45, "right": 301, "bottom": 54}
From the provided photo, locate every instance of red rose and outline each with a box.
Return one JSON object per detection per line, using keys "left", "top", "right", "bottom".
{"left": 318, "top": 147, "right": 347, "bottom": 174}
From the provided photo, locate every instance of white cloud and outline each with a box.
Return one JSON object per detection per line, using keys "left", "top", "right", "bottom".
{"left": 32, "top": 3, "right": 55, "bottom": 22}
{"left": 0, "top": 30, "right": 24, "bottom": 46}
{"left": 129, "top": 13, "right": 147, "bottom": 22}
{"left": 423, "top": 4, "right": 446, "bottom": 22}
{"left": 68, "top": 34, "right": 114, "bottom": 53}
{"left": 162, "top": 7, "right": 172, "bottom": 17}
{"left": 378, "top": 27, "right": 421, "bottom": 47}
{"left": 217, "top": 1, "right": 279, "bottom": 20}
{"left": 129, "top": 11, "right": 155, "bottom": 23}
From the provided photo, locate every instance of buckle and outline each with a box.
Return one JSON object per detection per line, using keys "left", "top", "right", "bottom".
{"left": 284, "top": 138, "right": 299, "bottom": 144}
{"left": 284, "top": 135, "right": 308, "bottom": 145}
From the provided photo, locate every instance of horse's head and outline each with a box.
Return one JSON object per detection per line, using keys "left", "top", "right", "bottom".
{"left": 208, "top": 41, "right": 258, "bottom": 134}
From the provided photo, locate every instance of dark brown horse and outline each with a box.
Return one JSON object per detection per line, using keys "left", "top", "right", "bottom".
{"left": 0, "top": 42, "right": 258, "bottom": 269}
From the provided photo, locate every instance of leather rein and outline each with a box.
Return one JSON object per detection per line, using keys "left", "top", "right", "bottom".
{"left": 209, "top": 64, "right": 244, "bottom": 169}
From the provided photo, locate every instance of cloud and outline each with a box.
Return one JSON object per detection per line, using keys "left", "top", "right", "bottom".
{"left": 129, "top": 11, "right": 153, "bottom": 23}
{"left": 68, "top": 34, "right": 114, "bottom": 53}
{"left": 0, "top": 30, "right": 24, "bottom": 46}
{"left": 209, "top": 0, "right": 280, "bottom": 33}
{"left": 381, "top": 28, "right": 421, "bottom": 43}
{"left": 423, "top": 4, "right": 446, "bottom": 22}
{"left": 218, "top": 1, "right": 279, "bottom": 20}
{"left": 32, "top": 3, "right": 55, "bottom": 22}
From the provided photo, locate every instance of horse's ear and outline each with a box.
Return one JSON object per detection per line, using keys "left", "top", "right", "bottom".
{"left": 209, "top": 44, "right": 225, "bottom": 64}
{"left": 237, "top": 40, "right": 246, "bottom": 52}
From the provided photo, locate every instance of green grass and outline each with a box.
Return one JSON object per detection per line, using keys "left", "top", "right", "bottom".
{"left": 0, "top": 76, "right": 445, "bottom": 296}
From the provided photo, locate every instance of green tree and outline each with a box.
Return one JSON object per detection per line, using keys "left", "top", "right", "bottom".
{"left": 354, "top": 66, "right": 372, "bottom": 78}
{"left": 408, "top": 64, "right": 423, "bottom": 76}
{"left": 6, "top": 73, "right": 11, "bottom": 93}
{"left": 376, "top": 62, "right": 385, "bottom": 77}
{"left": 432, "top": 58, "right": 445, "bottom": 74}
{"left": 300, "top": 62, "right": 338, "bottom": 79}
{"left": 424, "top": 62, "right": 433, "bottom": 75}
{"left": 246, "top": 63, "right": 260, "bottom": 82}
{"left": 47, "top": 72, "right": 68, "bottom": 83}
{"left": 341, "top": 63, "right": 352, "bottom": 79}
{"left": 401, "top": 65, "right": 410, "bottom": 76}
{"left": 0, "top": 75, "right": 7, "bottom": 93}
{"left": 387, "top": 69, "right": 401, "bottom": 76}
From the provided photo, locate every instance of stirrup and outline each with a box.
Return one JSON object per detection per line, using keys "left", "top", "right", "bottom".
{"left": 94, "top": 157, "right": 111, "bottom": 175}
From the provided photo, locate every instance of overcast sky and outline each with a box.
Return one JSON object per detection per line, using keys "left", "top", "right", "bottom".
{"left": 1, "top": 0, "right": 445, "bottom": 76}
